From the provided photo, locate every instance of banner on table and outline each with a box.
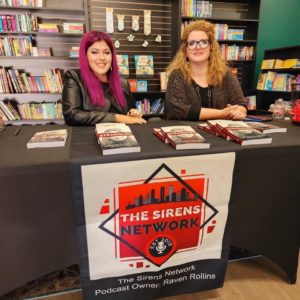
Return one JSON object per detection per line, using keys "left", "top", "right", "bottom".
{"left": 79, "top": 153, "right": 235, "bottom": 299}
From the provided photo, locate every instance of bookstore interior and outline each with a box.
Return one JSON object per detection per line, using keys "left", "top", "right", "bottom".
{"left": 0, "top": 0, "right": 300, "bottom": 299}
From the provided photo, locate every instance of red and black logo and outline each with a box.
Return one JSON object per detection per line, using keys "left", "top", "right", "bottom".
{"left": 99, "top": 163, "right": 218, "bottom": 267}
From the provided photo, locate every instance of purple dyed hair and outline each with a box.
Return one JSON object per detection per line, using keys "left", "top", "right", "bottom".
{"left": 79, "top": 31, "right": 126, "bottom": 107}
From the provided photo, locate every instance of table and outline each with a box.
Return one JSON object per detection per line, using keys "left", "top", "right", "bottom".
{"left": 0, "top": 125, "right": 78, "bottom": 296}
{"left": 0, "top": 120, "right": 299, "bottom": 296}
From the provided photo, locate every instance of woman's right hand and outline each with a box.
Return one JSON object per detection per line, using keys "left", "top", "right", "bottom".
{"left": 115, "top": 114, "right": 147, "bottom": 124}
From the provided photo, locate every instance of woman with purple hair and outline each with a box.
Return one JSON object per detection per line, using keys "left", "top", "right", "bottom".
{"left": 62, "top": 31, "right": 146, "bottom": 125}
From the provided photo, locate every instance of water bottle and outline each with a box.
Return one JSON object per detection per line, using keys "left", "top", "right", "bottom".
{"left": 272, "top": 98, "right": 285, "bottom": 119}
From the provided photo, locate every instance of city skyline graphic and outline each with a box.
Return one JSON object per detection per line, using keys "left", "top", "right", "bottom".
{"left": 125, "top": 184, "right": 198, "bottom": 209}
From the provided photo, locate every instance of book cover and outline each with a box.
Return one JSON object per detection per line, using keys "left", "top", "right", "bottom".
{"left": 245, "top": 95, "right": 256, "bottom": 110}
{"left": 116, "top": 54, "right": 129, "bottom": 76}
{"left": 246, "top": 122, "right": 287, "bottom": 134}
{"left": 160, "top": 125, "right": 210, "bottom": 150}
{"left": 159, "top": 72, "right": 168, "bottom": 91}
{"left": 211, "top": 120, "right": 272, "bottom": 145}
{"left": 261, "top": 59, "right": 275, "bottom": 69}
{"left": 127, "top": 79, "right": 137, "bottom": 92}
{"left": 134, "top": 54, "right": 154, "bottom": 76}
{"left": 95, "top": 123, "right": 141, "bottom": 155}
{"left": 137, "top": 80, "right": 147, "bottom": 92}
{"left": 26, "top": 129, "right": 68, "bottom": 148}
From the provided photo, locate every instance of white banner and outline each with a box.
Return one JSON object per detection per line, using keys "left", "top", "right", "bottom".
{"left": 81, "top": 152, "right": 235, "bottom": 288}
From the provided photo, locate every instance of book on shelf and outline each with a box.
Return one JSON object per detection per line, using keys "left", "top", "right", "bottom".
{"left": 116, "top": 54, "right": 129, "bottom": 76}
{"left": 32, "top": 47, "right": 52, "bottom": 57}
{"left": 261, "top": 59, "right": 275, "bottom": 69}
{"left": 264, "top": 71, "right": 277, "bottom": 91}
{"left": 26, "top": 129, "right": 68, "bottom": 149}
{"left": 245, "top": 95, "right": 256, "bottom": 111}
{"left": 95, "top": 123, "right": 141, "bottom": 155}
{"left": 134, "top": 54, "right": 154, "bottom": 76}
{"left": 245, "top": 122, "right": 287, "bottom": 134}
{"left": 274, "top": 59, "right": 284, "bottom": 69}
{"left": 137, "top": 80, "right": 147, "bottom": 92}
{"left": 159, "top": 72, "right": 168, "bottom": 91}
{"left": 160, "top": 125, "right": 210, "bottom": 150}
{"left": 127, "top": 79, "right": 137, "bottom": 92}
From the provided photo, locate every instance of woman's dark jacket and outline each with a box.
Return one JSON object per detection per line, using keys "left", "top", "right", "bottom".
{"left": 166, "top": 69, "right": 246, "bottom": 120}
{"left": 62, "top": 70, "right": 135, "bottom": 125}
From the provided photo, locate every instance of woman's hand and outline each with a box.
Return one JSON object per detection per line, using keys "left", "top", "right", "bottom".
{"left": 115, "top": 114, "right": 147, "bottom": 124}
{"left": 223, "top": 105, "right": 247, "bottom": 120}
{"left": 127, "top": 109, "right": 142, "bottom": 118}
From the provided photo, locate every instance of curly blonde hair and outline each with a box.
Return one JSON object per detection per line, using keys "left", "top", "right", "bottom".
{"left": 167, "top": 20, "right": 228, "bottom": 86}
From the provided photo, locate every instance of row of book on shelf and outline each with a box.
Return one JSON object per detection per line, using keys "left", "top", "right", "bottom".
{"left": 0, "top": 67, "right": 63, "bottom": 94}
{"left": 261, "top": 58, "right": 300, "bottom": 70}
{"left": 182, "top": 0, "right": 213, "bottom": 18}
{"left": 0, "top": 0, "right": 44, "bottom": 7}
{"left": 24, "top": 119, "right": 287, "bottom": 151}
{"left": 0, "top": 13, "right": 84, "bottom": 34}
{"left": 219, "top": 44, "right": 254, "bottom": 61}
{"left": 135, "top": 98, "right": 164, "bottom": 115}
{"left": 0, "top": 99, "right": 63, "bottom": 121}
{"left": 0, "top": 36, "right": 77, "bottom": 57}
{"left": 257, "top": 71, "right": 300, "bottom": 92}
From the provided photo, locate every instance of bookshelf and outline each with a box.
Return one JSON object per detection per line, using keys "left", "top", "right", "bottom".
{"left": 0, "top": 0, "right": 87, "bottom": 125}
{"left": 256, "top": 45, "right": 300, "bottom": 113}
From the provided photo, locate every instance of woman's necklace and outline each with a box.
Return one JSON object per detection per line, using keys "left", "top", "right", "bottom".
{"left": 195, "top": 83, "right": 212, "bottom": 108}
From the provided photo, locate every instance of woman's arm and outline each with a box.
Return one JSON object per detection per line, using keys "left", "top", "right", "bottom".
{"left": 62, "top": 71, "right": 146, "bottom": 125}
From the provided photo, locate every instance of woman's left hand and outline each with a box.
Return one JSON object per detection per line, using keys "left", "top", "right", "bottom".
{"left": 225, "top": 105, "right": 247, "bottom": 120}
{"left": 127, "top": 109, "right": 142, "bottom": 118}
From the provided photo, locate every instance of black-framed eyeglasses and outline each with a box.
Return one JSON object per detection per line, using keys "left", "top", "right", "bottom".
{"left": 186, "top": 39, "right": 210, "bottom": 50}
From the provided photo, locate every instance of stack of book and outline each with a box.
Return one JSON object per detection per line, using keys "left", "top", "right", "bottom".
{"left": 62, "top": 22, "right": 84, "bottom": 34}
{"left": 198, "top": 120, "right": 273, "bottom": 146}
{"left": 153, "top": 125, "right": 210, "bottom": 150}
{"left": 95, "top": 123, "right": 141, "bottom": 155}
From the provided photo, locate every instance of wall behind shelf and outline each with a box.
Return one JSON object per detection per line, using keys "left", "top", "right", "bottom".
{"left": 254, "top": 0, "right": 300, "bottom": 87}
{"left": 86, "top": 0, "right": 180, "bottom": 93}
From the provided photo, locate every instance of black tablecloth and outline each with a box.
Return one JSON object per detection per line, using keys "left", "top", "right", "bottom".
{"left": 0, "top": 120, "right": 299, "bottom": 296}
{"left": 0, "top": 125, "right": 78, "bottom": 296}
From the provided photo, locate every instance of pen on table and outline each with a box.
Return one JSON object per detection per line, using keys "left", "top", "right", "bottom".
{"left": 14, "top": 128, "right": 21, "bottom": 136}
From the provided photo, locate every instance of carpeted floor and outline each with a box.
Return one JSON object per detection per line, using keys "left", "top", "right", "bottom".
{"left": 0, "top": 265, "right": 81, "bottom": 300}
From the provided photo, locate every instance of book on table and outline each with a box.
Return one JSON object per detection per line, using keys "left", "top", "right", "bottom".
{"left": 246, "top": 122, "right": 287, "bottom": 134}
{"left": 95, "top": 123, "right": 141, "bottom": 155}
{"left": 160, "top": 125, "right": 210, "bottom": 150}
{"left": 26, "top": 129, "right": 68, "bottom": 148}
{"left": 209, "top": 119, "right": 272, "bottom": 146}
{"left": 153, "top": 128, "right": 169, "bottom": 143}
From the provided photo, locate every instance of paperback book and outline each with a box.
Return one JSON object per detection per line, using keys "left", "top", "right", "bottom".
{"left": 153, "top": 128, "right": 169, "bottom": 143}
{"left": 224, "top": 126, "right": 272, "bottom": 145}
{"left": 95, "top": 123, "right": 141, "bottom": 155}
{"left": 207, "top": 119, "right": 272, "bottom": 145}
{"left": 116, "top": 54, "right": 129, "bottom": 76}
{"left": 134, "top": 54, "right": 154, "bottom": 76}
{"left": 26, "top": 129, "right": 68, "bottom": 148}
{"left": 246, "top": 122, "right": 287, "bottom": 134}
{"left": 160, "top": 125, "right": 210, "bottom": 150}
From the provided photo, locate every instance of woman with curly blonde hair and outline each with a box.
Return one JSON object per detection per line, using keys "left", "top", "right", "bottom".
{"left": 166, "top": 20, "right": 247, "bottom": 121}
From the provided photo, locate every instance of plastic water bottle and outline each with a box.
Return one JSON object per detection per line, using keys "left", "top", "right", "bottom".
{"left": 272, "top": 99, "right": 285, "bottom": 119}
